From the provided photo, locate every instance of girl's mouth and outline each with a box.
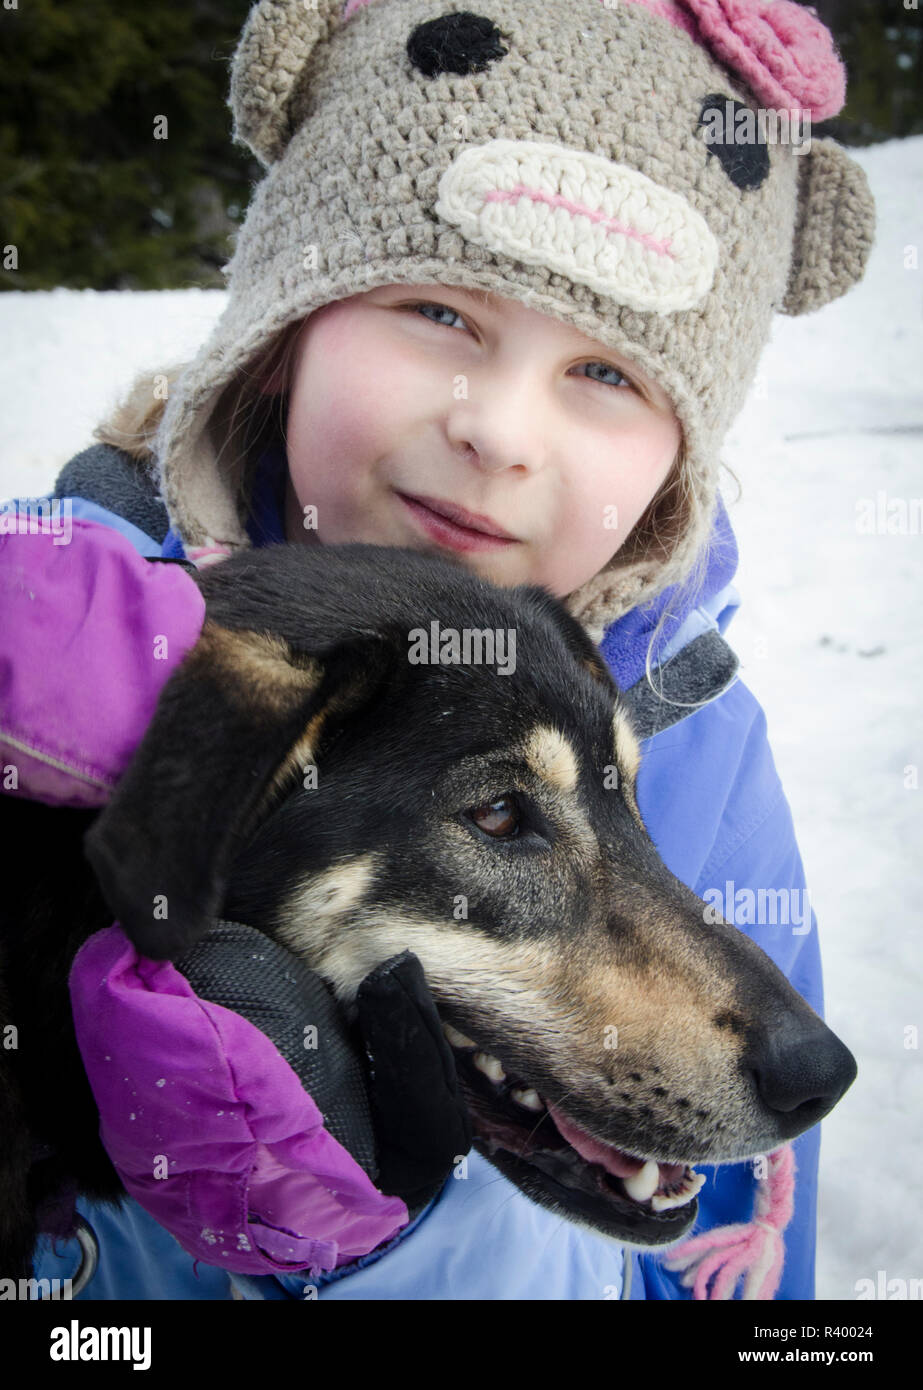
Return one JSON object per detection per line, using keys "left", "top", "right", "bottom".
{"left": 396, "top": 491, "right": 519, "bottom": 553}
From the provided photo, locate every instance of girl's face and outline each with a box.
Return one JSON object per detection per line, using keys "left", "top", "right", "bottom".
{"left": 278, "top": 283, "right": 681, "bottom": 599}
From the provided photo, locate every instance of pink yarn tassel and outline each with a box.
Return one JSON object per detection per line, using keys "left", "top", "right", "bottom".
{"left": 659, "top": 1144, "right": 796, "bottom": 1300}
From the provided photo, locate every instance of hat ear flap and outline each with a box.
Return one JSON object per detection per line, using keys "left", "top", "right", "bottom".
{"left": 230, "top": 0, "right": 347, "bottom": 167}
{"left": 84, "top": 620, "right": 393, "bottom": 962}
{"left": 782, "top": 139, "right": 876, "bottom": 316}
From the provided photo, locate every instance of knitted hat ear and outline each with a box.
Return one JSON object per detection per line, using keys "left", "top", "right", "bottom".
{"left": 782, "top": 139, "right": 875, "bottom": 316}
{"left": 230, "top": 0, "right": 347, "bottom": 167}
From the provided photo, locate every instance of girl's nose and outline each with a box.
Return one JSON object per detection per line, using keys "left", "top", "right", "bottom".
{"left": 446, "top": 382, "right": 549, "bottom": 476}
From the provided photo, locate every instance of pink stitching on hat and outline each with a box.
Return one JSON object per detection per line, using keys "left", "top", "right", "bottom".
{"left": 483, "top": 184, "right": 676, "bottom": 260}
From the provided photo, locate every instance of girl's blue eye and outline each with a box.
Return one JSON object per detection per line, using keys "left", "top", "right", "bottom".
{"left": 410, "top": 301, "right": 634, "bottom": 391}
{"left": 574, "top": 361, "right": 630, "bottom": 389}
{"left": 412, "top": 301, "right": 466, "bottom": 330}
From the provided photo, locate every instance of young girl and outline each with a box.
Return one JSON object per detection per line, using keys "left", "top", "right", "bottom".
{"left": 9, "top": 0, "right": 874, "bottom": 1300}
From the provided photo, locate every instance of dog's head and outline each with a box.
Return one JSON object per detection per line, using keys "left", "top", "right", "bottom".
{"left": 85, "top": 542, "right": 855, "bottom": 1245}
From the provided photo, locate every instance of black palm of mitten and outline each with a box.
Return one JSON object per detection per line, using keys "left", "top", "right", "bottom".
{"left": 355, "top": 949, "right": 473, "bottom": 1211}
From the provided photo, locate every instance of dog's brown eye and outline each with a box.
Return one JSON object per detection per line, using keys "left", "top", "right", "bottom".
{"left": 469, "top": 797, "right": 520, "bottom": 838}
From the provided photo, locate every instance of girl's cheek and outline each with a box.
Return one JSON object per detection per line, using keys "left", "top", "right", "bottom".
{"left": 580, "top": 431, "right": 678, "bottom": 533}
{"left": 287, "top": 363, "right": 373, "bottom": 464}
{"left": 310, "top": 329, "right": 426, "bottom": 432}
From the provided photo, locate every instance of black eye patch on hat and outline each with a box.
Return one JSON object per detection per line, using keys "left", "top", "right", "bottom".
{"left": 698, "top": 95, "right": 770, "bottom": 191}
{"left": 407, "top": 11, "right": 508, "bottom": 78}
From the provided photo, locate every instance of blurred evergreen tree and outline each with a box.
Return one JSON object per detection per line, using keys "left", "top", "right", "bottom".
{"left": 813, "top": 0, "right": 923, "bottom": 146}
{"left": 0, "top": 1, "right": 919, "bottom": 290}
{"left": 0, "top": 0, "right": 256, "bottom": 289}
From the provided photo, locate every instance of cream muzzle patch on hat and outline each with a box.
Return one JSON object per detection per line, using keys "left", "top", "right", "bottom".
{"left": 435, "top": 138, "right": 719, "bottom": 313}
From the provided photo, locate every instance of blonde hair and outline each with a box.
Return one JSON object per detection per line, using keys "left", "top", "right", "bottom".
{"left": 94, "top": 322, "right": 305, "bottom": 524}
{"left": 94, "top": 364, "right": 185, "bottom": 462}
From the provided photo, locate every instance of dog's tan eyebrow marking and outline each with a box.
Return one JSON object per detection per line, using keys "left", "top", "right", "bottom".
{"left": 200, "top": 621, "right": 323, "bottom": 711}
{"left": 612, "top": 706, "right": 645, "bottom": 830}
{"left": 522, "top": 725, "right": 580, "bottom": 793}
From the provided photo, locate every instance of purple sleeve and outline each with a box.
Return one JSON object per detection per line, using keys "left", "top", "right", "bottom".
{"left": 0, "top": 514, "right": 205, "bottom": 807}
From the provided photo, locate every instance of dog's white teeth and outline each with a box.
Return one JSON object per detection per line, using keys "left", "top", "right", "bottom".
{"left": 650, "top": 1169, "right": 706, "bottom": 1212}
{"left": 510, "top": 1086, "right": 544, "bottom": 1112}
{"left": 442, "top": 1022, "right": 477, "bottom": 1049}
{"left": 473, "top": 1051, "right": 507, "bottom": 1083}
{"left": 622, "top": 1160, "right": 661, "bottom": 1203}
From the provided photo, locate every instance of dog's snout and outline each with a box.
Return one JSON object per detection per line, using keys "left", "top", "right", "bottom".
{"left": 744, "top": 1016, "right": 857, "bottom": 1136}
{"left": 407, "top": 12, "right": 508, "bottom": 78}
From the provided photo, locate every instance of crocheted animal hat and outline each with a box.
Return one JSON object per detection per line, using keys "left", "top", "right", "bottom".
{"left": 155, "top": 0, "right": 874, "bottom": 640}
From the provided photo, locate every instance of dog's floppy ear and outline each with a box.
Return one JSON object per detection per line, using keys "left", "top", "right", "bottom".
{"left": 517, "top": 583, "right": 618, "bottom": 691}
{"left": 84, "top": 619, "right": 393, "bottom": 962}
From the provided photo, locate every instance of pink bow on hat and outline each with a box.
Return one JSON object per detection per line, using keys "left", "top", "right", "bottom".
{"left": 622, "top": 0, "right": 847, "bottom": 121}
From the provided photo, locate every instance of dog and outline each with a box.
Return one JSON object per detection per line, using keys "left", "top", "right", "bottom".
{"left": 0, "top": 541, "right": 857, "bottom": 1284}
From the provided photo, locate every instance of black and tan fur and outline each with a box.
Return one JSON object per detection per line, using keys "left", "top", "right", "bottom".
{"left": 0, "top": 542, "right": 856, "bottom": 1279}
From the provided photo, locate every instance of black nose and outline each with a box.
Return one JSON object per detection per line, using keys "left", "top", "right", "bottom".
{"left": 407, "top": 12, "right": 508, "bottom": 78}
{"left": 744, "top": 1016, "right": 857, "bottom": 1137}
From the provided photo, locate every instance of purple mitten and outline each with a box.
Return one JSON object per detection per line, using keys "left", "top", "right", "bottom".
{"left": 68, "top": 925, "right": 409, "bottom": 1276}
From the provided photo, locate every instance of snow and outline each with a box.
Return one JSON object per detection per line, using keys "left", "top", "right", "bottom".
{"left": 2, "top": 136, "right": 921, "bottom": 1300}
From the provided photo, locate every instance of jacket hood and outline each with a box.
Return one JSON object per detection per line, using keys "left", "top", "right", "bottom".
{"left": 601, "top": 487, "right": 739, "bottom": 691}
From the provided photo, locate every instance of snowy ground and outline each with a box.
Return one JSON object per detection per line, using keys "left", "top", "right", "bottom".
{"left": 2, "top": 137, "right": 921, "bottom": 1300}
